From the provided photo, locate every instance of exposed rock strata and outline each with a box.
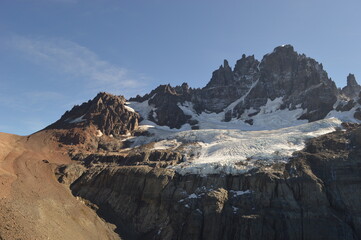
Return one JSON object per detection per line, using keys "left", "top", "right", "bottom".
{"left": 58, "top": 124, "right": 361, "bottom": 240}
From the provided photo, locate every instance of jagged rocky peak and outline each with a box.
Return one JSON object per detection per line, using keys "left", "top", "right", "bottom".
{"left": 205, "top": 59, "right": 233, "bottom": 87}
{"left": 200, "top": 44, "right": 339, "bottom": 121}
{"left": 128, "top": 45, "right": 356, "bottom": 129}
{"left": 198, "top": 54, "right": 260, "bottom": 113}
{"left": 130, "top": 83, "right": 191, "bottom": 103}
{"left": 232, "top": 44, "right": 338, "bottom": 122}
{"left": 273, "top": 44, "right": 295, "bottom": 53}
{"left": 129, "top": 83, "right": 195, "bottom": 129}
{"left": 347, "top": 73, "right": 358, "bottom": 85}
{"left": 47, "top": 92, "right": 139, "bottom": 136}
{"left": 147, "top": 84, "right": 190, "bottom": 106}
{"left": 260, "top": 44, "right": 298, "bottom": 73}
{"left": 205, "top": 56, "right": 260, "bottom": 88}
{"left": 147, "top": 84, "right": 193, "bottom": 129}
{"left": 341, "top": 73, "right": 361, "bottom": 99}
{"left": 233, "top": 54, "right": 259, "bottom": 79}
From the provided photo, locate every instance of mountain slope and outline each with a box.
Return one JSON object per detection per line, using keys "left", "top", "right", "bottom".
{"left": 0, "top": 132, "right": 119, "bottom": 240}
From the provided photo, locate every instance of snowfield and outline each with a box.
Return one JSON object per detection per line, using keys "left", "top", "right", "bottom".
{"left": 128, "top": 96, "right": 310, "bottom": 132}
{"left": 127, "top": 97, "right": 350, "bottom": 175}
{"left": 126, "top": 116, "right": 342, "bottom": 175}
{"left": 177, "top": 97, "right": 308, "bottom": 131}
{"left": 167, "top": 118, "right": 342, "bottom": 175}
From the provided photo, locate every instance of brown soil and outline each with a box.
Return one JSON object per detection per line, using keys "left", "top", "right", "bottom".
{"left": 0, "top": 131, "right": 120, "bottom": 240}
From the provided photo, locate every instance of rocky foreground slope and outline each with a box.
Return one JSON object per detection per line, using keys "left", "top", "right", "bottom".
{"left": 0, "top": 132, "right": 118, "bottom": 240}
{"left": 2, "top": 45, "right": 361, "bottom": 240}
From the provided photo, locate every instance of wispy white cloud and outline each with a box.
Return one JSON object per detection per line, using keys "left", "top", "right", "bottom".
{"left": 10, "top": 35, "right": 146, "bottom": 93}
{"left": 1, "top": 35, "right": 150, "bottom": 135}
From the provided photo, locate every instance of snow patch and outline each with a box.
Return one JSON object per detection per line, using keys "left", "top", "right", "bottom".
{"left": 128, "top": 100, "right": 192, "bottom": 132}
{"left": 153, "top": 140, "right": 180, "bottom": 150}
{"left": 232, "top": 206, "right": 239, "bottom": 213}
{"left": 68, "top": 115, "right": 86, "bottom": 124}
{"left": 224, "top": 80, "right": 259, "bottom": 113}
{"left": 152, "top": 110, "right": 158, "bottom": 121}
{"left": 177, "top": 97, "right": 307, "bottom": 131}
{"left": 188, "top": 193, "right": 201, "bottom": 199}
{"left": 128, "top": 100, "right": 154, "bottom": 121}
{"left": 326, "top": 106, "right": 361, "bottom": 123}
{"left": 130, "top": 93, "right": 307, "bottom": 133}
{"left": 229, "top": 190, "right": 251, "bottom": 196}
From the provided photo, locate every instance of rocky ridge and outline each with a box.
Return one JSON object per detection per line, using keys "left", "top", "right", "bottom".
{"left": 130, "top": 45, "right": 360, "bottom": 129}
{"left": 44, "top": 92, "right": 140, "bottom": 149}
{"left": 48, "top": 92, "right": 139, "bottom": 136}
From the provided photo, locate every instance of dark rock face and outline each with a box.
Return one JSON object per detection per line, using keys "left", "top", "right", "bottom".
{"left": 342, "top": 74, "right": 361, "bottom": 99}
{"left": 354, "top": 108, "right": 361, "bottom": 120}
{"left": 130, "top": 84, "right": 195, "bottom": 128}
{"left": 58, "top": 125, "right": 361, "bottom": 240}
{"left": 71, "top": 148, "right": 183, "bottom": 168}
{"left": 197, "top": 56, "right": 260, "bottom": 113}
{"left": 336, "top": 100, "right": 356, "bottom": 112}
{"left": 47, "top": 92, "right": 139, "bottom": 136}
{"left": 232, "top": 45, "right": 338, "bottom": 121}
{"left": 148, "top": 85, "right": 192, "bottom": 129}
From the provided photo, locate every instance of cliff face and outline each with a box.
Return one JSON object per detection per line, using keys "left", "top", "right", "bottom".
{"left": 197, "top": 56, "right": 260, "bottom": 113}
{"left": 233, "top": 45, "right": 338, "bottom": 121}
{"left": 341, "top": 74, "right": 361, "bottom": 99}
{"left": 58, "top": 124, "right": 361, "bottom": 240}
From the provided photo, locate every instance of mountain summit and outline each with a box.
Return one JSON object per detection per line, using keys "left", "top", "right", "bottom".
{"left": 47, "top": 92, "right": 139, "bottom": 136}
{"left": 129, "top": 45, "right": 358, "bottom": 130}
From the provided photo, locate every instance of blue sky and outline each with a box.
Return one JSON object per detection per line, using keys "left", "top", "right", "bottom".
{"left": 1, "top": 0, "right": 361, "bottom": 135}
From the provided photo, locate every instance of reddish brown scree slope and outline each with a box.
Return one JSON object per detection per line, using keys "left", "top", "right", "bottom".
{"left": 0, "top": 131, "right": 119, "bottom": 240}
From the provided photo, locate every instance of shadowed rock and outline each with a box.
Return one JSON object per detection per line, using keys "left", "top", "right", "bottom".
{"left": 342, "top": 74, "right": 361, "bottom": 99}
{"left": 47, "top": 92, "right": 140, "bottom": 136}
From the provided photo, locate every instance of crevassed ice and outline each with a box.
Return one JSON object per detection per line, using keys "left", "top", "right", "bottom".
{"left": 168, "top": 118, "right": 342, "bottom": 175}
